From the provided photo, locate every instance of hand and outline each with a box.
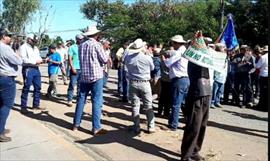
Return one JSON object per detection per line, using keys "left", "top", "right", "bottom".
{"left": 36, "top": 60, "right": 43, "bottom": 65}
{"left": 161, "top": 55, "right": 166, "bottom": 61}
{"left": 71, "top": 68, "right": 77, "bottom": 74}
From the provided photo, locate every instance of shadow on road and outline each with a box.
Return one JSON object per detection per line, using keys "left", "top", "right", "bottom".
{"left": 208, "top": 121, "right": 268, "bottom": 138}
{"left": 222, "top": 110, "right": 268, "bottom": 122}
{"left": 75, "top": 123, "right": 180, "bottom": 160}
{"left": 12, "top": 107, "right": 90, "bottom": 134}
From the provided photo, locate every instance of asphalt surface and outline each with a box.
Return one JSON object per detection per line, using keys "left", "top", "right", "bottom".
{"left": 0, "top": 64, "right": 268, "bottom": 161}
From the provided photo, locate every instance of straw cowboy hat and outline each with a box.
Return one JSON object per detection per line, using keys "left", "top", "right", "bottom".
{"left": 261, "top": 45, "right": 268, "bottom": 52}
{"left": 128, "top": 38, "right": 146, "bottom": 53}
{"left": 171, "top": 35, "right": 186, "bottom": 43}
{"left": 83, "top": 25, "right": 101, "bottom": 36}
{"left": 204, "top": 37, "right": 213, "bottom": 43}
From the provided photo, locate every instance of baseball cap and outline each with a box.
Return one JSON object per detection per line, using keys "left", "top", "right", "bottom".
{"left": 0, "top": 28, "right": 14, "bottom": 37}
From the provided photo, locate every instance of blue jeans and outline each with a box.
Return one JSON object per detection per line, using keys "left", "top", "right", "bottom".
{"left": 73, "top": 79, "right": 103, "bottom": 131}
{"left": 21, "top": 67, "right": 41, "bottom": 108}
{"left": 211, "top": 81, "right": 224, "bottom": 105}
{"left": 169, "top": 77, "right": 190, "bottom": 129}
{"left": 117, "top": 68, "right": 123, "bottom": 94}
{"left": 67, "top": 69, "right": 81, "bottom": 102}
{"left": 103, "top": 72, "right": 108, "bottom": 87}
{"left": 0, "top": 76, "right": 16, "bottom": 134}
{"left": 122, "top": 70, "right": 129, "bottom": 100}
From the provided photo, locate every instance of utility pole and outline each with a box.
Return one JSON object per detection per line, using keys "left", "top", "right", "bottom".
{"left": 220, "top": 0, "right": 225, "bottom": 31}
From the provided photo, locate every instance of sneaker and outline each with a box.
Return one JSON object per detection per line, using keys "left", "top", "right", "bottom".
{"left": 191, "top": 153, "right": 205, "bottom": 161}
{"left": 67, "top": 101, "right": 73, "bottom": 107}
{"left": 148, "top": 127, "right": 156, "bottom": 133}
{"left": 93, "top": 128, "right": 108, "bottom": 136}
{"left": 33, "top": 106, "right": 46, "bottom": 110}
{"left": 215, "top": 103, "right": 223, "bottom": 108}
{"left": 72, "top": 126, "right": 78, "bottom": 131}
{"left": 0, "top": 134, "right": 11, "bottom": 142}
{"left": 20, "top": 108, "right": 30, "bottom": 114}
{"left": 246, "top": 102, "right": 253, "bottom": 108}
{"left": 3, "top": 129, "right": 11, "bottom": 135}
{"left": 210, "top": 104, "right": 216, "bottom": 109}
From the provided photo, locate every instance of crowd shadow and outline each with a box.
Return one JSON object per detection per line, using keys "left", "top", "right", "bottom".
{"left": 75, "top": 129, "right": 179, "bottom": 161}
{"left": 70, "top": 113, "right": 180, "bottom": 160}
{"left": 222, "top": 110, "right": 268, "bottom": 122}
{"left": 39, "top": 93, "right": 69, "bottom": 106}
{"left": 208, "top": 120, "right": 268, "bottom": 138}
{"left": 11, "top": 107, "right": 90, "bottom": 134}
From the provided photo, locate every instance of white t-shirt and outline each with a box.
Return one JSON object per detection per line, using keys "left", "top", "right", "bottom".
{"left": 256, "top": 53, "right": 268, "bottom": 77}
{"left": 56, "top": 48, "right": 67, "bottom": 63}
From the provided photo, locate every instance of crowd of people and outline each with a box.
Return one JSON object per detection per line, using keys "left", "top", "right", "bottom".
{"left": 0, "top": 26, "right": 268, "bottom": 161}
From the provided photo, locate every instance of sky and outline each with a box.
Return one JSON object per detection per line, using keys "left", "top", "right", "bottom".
{"left": 25, "top": 0, "right": 135, "bottom": 41}
{"left": 26, "top": 0, "right": 92, "bottom": 41}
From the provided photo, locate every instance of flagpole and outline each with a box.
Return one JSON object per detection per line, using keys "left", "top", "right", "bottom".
{"left": 220, "top": 0, "right": 225, "bottom": 31}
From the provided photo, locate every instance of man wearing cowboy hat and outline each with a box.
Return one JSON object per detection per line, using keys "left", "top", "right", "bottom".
{"left": 0, "top": 28, "right": 22, "bottom": 142}
{"left": 73, "top": 25, "right": 109, "bottom": 136}
{"left": 162, "top": 35, "right": 190, "bottom": 131}
{"left": 255, "top": 45, "right": 268, "bottom": 112}
{"left": 124, "top": 38, "right": 155, "bottom": 134}
{"left": 19, "top": 33, "right": 45, "bottom": 114}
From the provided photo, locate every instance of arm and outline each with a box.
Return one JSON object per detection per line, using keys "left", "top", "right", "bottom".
{"left": 6, "top": 47, "right": 23, "bottom": 65}
{"left": 96, "top": 45, "right": 108, "bottom": 64}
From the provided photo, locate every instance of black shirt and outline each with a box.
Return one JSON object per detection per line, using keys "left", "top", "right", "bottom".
{"left": 187, "top": 62, "right": 211, "bottom": 97}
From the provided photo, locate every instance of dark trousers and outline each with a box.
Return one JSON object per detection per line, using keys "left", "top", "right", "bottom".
{"left": 223, "top": 73, "right": 238, "bottom": 104}
{"left": 256, "top": 76, "right": 268, "bottom": 111}
{"left": 235, "top": 72, "right": 253, "bottom": 105}
{"left": 158, "top": 80, "right": 172, "bottom": 116}
{"left": 181, "top": 95, "right": 210, "bottom": 160}
{"left": 21, "top": 67, "right": 41, "bottom": 108}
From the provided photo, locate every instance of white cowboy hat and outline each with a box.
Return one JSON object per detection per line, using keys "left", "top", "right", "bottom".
{"left": 83, "top": 25, "right": 101, "bottom": 36}
{"left": 261, "top": 45, "right": 268, "bottom": 52}
{"left": 171, "top": 35, "right": 186, "bottom": 43}
{"left": 128, "top": 38, "right": 146, "bottom": 53}
{"left": 204, "top": 37, "right": 213, "bottom": 42}
{"left": 215, "top": 43, "right": 226, "bottom": 48}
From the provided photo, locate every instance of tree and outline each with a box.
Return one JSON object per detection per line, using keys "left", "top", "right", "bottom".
{"left": 225, "top": 0, "right": 268, "bottom": 46}
{"left": 1, "top": 0, "right": 41, "bottom": 33}
{"left": 80, "top": 0, "right": 220, "bottom": 49}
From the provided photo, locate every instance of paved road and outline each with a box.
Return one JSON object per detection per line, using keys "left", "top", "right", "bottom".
{"left": 1, "top": 64, "right": 267, "bottom": 161}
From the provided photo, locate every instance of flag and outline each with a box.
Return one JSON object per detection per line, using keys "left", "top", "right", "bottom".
{"left": 217, "top": 13, "right": 239, "bottom": 50}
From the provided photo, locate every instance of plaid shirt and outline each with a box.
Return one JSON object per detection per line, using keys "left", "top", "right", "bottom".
{"left": 79, "top": 38, "right": 108, "bottom": 83}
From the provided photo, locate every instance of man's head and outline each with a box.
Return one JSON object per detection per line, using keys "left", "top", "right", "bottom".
{"left": 215, "top": 43, "right": 226, "bottom": 52}
{"left": 0, "top": 28, "right": 13, "bottom": 45}
{"left": 83, "top": 25, "right": 101, "bottom": 40}
{"left": 240, "top": 44, "right": 248, "bottom": 53}
{"left": 49, "top": 44, "right": 57, "bottom": 53}
{"left": 170, "top": 35, "right": 186, "bottom": 50}
{"left": 204, "top": 37, "right": 212, "bottom": 46}
{"left": 26, "top": 33, "right": 38, "bottom": 46}
{"left": 261, "top": 45, "right": 268, "bottom": 54}
{"left": 75, "top": 34, "right": 84, "bottom": 44}
{"left": 100, "top": 38, "right": 110, "bottom": 50}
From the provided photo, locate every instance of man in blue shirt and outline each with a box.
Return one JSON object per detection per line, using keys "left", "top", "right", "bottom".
{"left": 46, "top": 44, "right": 61, "bottom": 98}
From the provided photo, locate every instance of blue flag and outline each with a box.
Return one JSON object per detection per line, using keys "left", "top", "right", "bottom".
{"left": 220, "top": 14, "right": 239, "bottom": 50}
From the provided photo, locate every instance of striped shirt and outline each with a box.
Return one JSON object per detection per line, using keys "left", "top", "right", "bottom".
{"left": 79, "top": 38, "right": 108, "bottom": 83}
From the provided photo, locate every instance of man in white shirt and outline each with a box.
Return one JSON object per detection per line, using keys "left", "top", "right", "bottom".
{"left": 255, "top": 45, "right": 268, "bottom": 112}
{"left": 162, "top": 35, "right": 190, "bottom": 131}
{"left": 19, "top": 34, "right": 45, "bottom": 113}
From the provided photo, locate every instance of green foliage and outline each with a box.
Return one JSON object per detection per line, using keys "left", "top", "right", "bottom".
{"left": 225, "top": 0, "right": 268, "bottom": 46}
{"left": 39, "top": 34, "right": 52, "bottom": 48}
{"left": 1, "top": 0, "right": 41, "bottom": 33}
{"left": 81, "top": 0, "right": 267, "bottom": 49}
{"left": 53, "top": 36, "right": 64, "bottom": 45}
{"left": 81, "top": 0, "right": 220, "bottom": 49}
